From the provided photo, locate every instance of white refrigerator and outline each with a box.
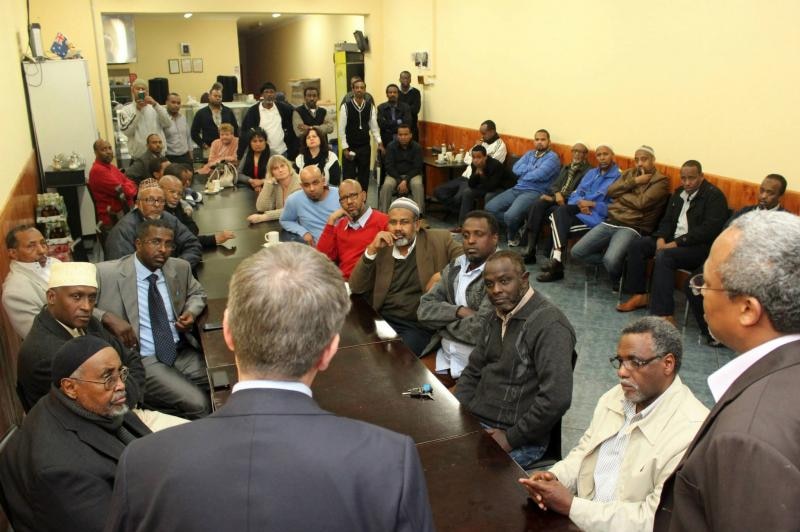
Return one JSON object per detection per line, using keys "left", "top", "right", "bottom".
{"left": 23, "top": 58, "right": 99, "bottom": 237}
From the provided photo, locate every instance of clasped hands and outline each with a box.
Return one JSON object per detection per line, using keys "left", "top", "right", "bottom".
{"left": 517, "top": 471, "right": 573, "bottom": 515}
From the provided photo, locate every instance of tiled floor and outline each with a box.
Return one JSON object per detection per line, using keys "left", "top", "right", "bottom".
{"left": 422, "top": 210, "right": 733, "bottom": 453}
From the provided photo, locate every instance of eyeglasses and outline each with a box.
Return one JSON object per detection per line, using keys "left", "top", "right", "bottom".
{"left": 143, "top": 238, "right": 175, "bottom": 250}
{"left": 688, "top": 274, "right": 727, "bottom": 297}
{"left": 609, "top": 355, "right": 664, "bottom": 370}
{"left": 339, "top": 192, "right": 361, "bottom": 204}
{"left": 141, "top": 198, "right": 165, "bottom": 206}
{"left": 70, "top": 366, "right": 129, "bottom": 390}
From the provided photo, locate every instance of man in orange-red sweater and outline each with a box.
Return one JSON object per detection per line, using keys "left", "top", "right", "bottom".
{"left": 88, "top": 139, "right": 137, "bottom": 228}
{"left": 317, "top": 179, "right": 388, "bottom": 280}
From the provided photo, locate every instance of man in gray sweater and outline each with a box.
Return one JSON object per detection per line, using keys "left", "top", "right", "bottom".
{"left": 455, "top": 250, "right": 576, "bottom": 469}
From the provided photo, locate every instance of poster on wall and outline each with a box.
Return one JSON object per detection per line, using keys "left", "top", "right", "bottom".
{"left": 168, "top": 59, "right": 180, "bottom": 74}
{"left": 192, "top": 58, "right": 203, "bottom": 73}
{"left": 181, "top": 58, "right": 192, "bottom": 73}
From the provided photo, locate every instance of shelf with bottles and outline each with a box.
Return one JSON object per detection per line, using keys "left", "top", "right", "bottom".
{"left": 36, "top": 192, "right": 68, "bottom": 223}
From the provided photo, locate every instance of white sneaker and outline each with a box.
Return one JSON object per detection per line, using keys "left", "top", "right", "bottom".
{"left": 508, "top": 238, "right": 520, "bottom": 247}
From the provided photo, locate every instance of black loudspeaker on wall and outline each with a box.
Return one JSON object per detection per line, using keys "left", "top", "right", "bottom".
{"left": 148, "top": 78, "right": 169, "bottom": 105}
{"left": 216, "top": 76, "right": 238, "bottom": 102}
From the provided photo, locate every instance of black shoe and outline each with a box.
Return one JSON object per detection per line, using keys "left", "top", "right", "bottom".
{"left": 540, "top": 259, "right": 559, "bottom": 273}
{"left": 536, "top": 269, "right": 564, "bottom": 282}
{"left": 523, "top": 251, "right": 537, "bottom": 265}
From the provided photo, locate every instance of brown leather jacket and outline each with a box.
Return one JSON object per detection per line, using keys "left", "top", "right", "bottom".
{"left": 605, "top": 168, "right": 671, "bottom": 234}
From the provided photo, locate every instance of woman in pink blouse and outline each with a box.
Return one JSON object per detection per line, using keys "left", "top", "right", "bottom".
{"left": 198, "top": 123, "right": 239, "bottom": 174}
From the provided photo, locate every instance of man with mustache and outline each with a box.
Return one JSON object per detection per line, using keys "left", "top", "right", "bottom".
{"left": 455, "top": 250, "right": 575, "bottom": 469}
{"left": 104, "top": 178, "right": 202, "bottom": 269}
{"left": 349, "top": 197, "right": 462, "bottom": 356}
{"left": 87, "top": 138, "right": 137, "bottom": 228}
{"left": 316, "top": 179, "right": 389, "bottom": 279}
{"left": 519, "top": 317, "right": 708, "bottom": 532}
{"left": 95, "top": 219, "right": 210, "bottom": 419}
{"left": 2, "top": 224, "right": 61, "bottom": 339}
{"left": 16, "top": 261, "right": 186, "bottom": 431}
{"left": 417, "top": 211, "right": 499, "bottom": 384}
{"left": 0, "top": 335, "right": 151, "bottom": 532}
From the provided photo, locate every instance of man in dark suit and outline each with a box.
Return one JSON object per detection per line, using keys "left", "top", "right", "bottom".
{"left": 350, "top": 197, "right": 463, "bottom": 356}
{"left": 654, "top": 210, "right": 800, "bottom": 531}
{"left": 105, "top": 243, "right": 434, "bottom": 532}
{"left": 0, "top": 336, "right": 151, "bottom": 532}
{"left": 104, "top": 179, "right": 203, "bottom": 269}
{"left": 95, "top": 219, "right": 210, "bottom": 419}
{"left": 684, "top": 173, "right": 788, "bottom": 345}
{"left": 617, "top": 159, "right": 728, "bottom": 323}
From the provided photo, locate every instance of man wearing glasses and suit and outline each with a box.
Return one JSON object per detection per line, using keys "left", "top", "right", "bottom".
{"left": 95, "top": 219, "right": 210, "bottom": 419}
{"left": 520, "top": 317, "right": 708, "bottom": 532}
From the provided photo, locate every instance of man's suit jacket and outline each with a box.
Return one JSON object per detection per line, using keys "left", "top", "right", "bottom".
{"left": 1, "top": 259, "right": 59, "bottom": 339}
{"left": 17, "top": 308, "right": 146, "bottom": 411}
{"left": 105, "top": 388, "right": 434, "bottom": 532}
{"left": 0, "top": 390, "right": 150, "bottom": 532}
{"left": 104, "top": 209, "right": 203, "bottom": 268}
{"left": 94, "top": 254, "right": 207, "bottom": 336}
{"left": 349, "top": 227, "right": 463, "bottom": 312}
{"left": 654, "top": 339, "right": 800, "bottom": 531}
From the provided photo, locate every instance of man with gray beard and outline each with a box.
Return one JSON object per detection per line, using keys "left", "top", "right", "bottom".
{"left": 0, "top": 336, "right": 151, "bottom": 532}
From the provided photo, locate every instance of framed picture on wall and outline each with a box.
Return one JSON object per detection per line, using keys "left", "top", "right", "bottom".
{"left": 181, "top": 58, "right": 192, "bottom": 73}
{"left": 180, "top": 43, "right": 190, "bottom": 56}
{"left": 192, "top": 58, "right": 203, "bottom": 73}
{"left": 168, "top": 58, "right": 180, "bottom": 74}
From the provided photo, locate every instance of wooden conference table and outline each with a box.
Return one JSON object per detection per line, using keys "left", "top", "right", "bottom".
{"left": 191, "top": 184, "right": 578, "bottom": 531}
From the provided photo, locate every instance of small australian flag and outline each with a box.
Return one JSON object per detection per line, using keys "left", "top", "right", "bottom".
{"left": 50, "top": 33, "right": 69, "bottom": 58}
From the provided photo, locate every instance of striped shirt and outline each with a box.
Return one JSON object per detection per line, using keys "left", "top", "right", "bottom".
{"left": 592, "top": 393, "right": 663, "bottom": 502}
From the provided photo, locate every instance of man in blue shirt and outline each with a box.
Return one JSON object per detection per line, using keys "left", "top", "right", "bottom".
{"left": 485, "top": 129, "right": 561, "bottom": 245}
{"left": 279, "top": 166, "right": 340, "bottom": 245}
{"left": 537, "top": 145, "right": 621, "bottom": 282}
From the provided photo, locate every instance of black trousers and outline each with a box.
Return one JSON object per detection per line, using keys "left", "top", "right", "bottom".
{"left": 524, "top": 199, "right": 558, "bottom": 253}
{"left": 166, "top": 152, "right": 192, "bottom": 165}
{"left": 342, "top": 143, "right": 372, "bottom": 192}
{"left": 550, "top": 204, "right": 586, "bottom": 251}
{"left": 624, "top": 236, "right": 709, "bottom": 316}
{"left": 684, "top": 267, "right": 710, "bottom": 336}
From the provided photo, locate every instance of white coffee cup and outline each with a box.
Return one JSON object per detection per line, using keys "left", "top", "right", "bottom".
{"left": 455, "top": 153, "right": 464, "bottom": 163}
{"left": 263, "top": 231, "right": 279, "bottom": 247}
{"left": 437, "top": 153, "right": 446, "bottom": 163}
{"left": 445, "top": 151, "right": 453, "bottom": 162}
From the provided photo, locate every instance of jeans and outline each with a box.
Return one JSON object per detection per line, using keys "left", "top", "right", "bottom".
{"left": 571, "top": 223, "right": 639, "bottom": 282}
{"left": 479, "top": 422, "right": 547, "bottom": 469}
{"left": 485, "top": 188, "right": 541, "bottom": 239}
{"left": 382, "top": 314, "right": 433, "bottom": 357}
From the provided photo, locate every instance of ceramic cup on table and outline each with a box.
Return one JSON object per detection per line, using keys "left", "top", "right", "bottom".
{"left": 263, "top": 230, "right": 280, "bottom": 248}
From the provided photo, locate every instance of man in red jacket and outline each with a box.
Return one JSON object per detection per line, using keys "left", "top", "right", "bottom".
{"left": 317, "top": 179, "right": 388, "bottom": 280}
{"left": 88, "top": 139, "right": 137, "bottom": 228}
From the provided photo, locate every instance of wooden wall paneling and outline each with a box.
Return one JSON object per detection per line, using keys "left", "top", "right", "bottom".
{"left": 419, "top": 121, "right": 800, "bottom": 215}
{"left": 0, "top": 152, "right": 40, "bottom": 432}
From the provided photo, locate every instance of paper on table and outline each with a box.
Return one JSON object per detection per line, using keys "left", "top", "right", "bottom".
{"left": 374, "top": 319, "right": 398, "bottom": 340}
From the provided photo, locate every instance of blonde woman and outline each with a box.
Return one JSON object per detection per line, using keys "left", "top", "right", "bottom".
{"left": 246, "top": 155, "right": 302, "bottom": 224}
{"left": 198, "top": 123, "right": 238, "bottom": 175}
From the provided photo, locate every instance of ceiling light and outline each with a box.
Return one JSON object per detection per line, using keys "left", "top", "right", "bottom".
{"left": 272, "top": 13, "right": 281, "bottom": 18}
{"left": 184, "top": 13, "right": 193, "bottom": 19}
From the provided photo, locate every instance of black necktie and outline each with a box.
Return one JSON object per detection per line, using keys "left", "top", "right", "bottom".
{"left": 147, "top": 273, "right": 177, "bottom": 366}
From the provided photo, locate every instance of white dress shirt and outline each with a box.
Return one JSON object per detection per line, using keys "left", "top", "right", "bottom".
{"left": 707, "top": 334, "right": 800, "bottom": 402}
{"left": 258, "top": 103, "right": 287, "bottom": 155}
{"left": 233, "top": 379, "right": 312, "bottom": 397}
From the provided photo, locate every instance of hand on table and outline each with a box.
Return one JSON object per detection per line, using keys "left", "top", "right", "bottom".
{"left": 215, "top": 230, "right": 236, "bottom": 245}
{"left": 518, "top": 472, "right": 573, "bottom": 515}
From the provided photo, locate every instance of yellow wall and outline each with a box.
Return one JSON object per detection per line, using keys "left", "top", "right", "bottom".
{"left": 401, "top": 0, "right": 799, "bottom": 189}
{"left": 112, "top": 14, "right": 240, "bottom": 102}
{"left": 0, "top": 0, "right": 38, "bottom": 207}
{"left": 243, "top": 15, "right": 365, "bottom": 104}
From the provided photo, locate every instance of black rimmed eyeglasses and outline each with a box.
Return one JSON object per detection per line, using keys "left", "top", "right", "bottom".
{"left": 608, "top": 355, "right": 664, "bottom": 370}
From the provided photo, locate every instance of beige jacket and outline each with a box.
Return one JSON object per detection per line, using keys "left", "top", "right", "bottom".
{"left": 255, "top": 174, "right": 302, "bottom": 221}
{"left": 549, "top": 376, "right": 708, "bottom": 532}
{"left": 1, "top": 260, "right": 56, "bottom": 339}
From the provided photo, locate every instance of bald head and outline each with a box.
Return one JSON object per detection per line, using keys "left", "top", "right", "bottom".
{"left": 159, "top": 175, "right": 183, "bottom": 209}
{"left": 299, "top": 165, "right": 327, "bottom": 202}
{"left": 338, "top": 179, "right": 367, "bottom": 220}
{"left": 94, "top": 139, "right": 114, "bottom": 164}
